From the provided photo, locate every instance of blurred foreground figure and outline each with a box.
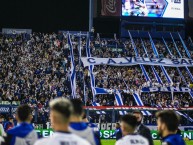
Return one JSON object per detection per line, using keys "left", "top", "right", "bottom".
{"left": 34, "top": 98, "right": 90, "bottom": 145}
{"left": 115, "top": 114, "right": 149, "bottom": 145}
{"left": 133, "top": 110, "right": 153, "bottom": 145}
{"left": 0, "top": 115, "right": 5, "bottom": 136}
{"left": 69, "top": 99, "right": 101, "bottom": 145}
{"left": 0, "top": 104, "right": 38, "bottom": 145}
{"left": 156, "top": 110, "right": 186, "bottom": 145}
{"left": 110, "top": 123, "right": 122, "bottom": 141}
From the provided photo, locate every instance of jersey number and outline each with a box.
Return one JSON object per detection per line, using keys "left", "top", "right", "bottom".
{"left": 60, "top": 141, "right": 69, "bottom": 145}
{"left": 26, "top": 141, "right": 31, "bottom": 145}
{"left": 60, "top": 141, "right": 77, "bottom": 145}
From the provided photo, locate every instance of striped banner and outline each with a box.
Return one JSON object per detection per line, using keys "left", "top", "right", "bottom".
{"left": 115, "top": 91, "right": 127, "bottom": 115}
{"left": 176, "top": 111, "right": 193, "bottom": 122}
{"left": 68, "top": 34, "right": 76, "bottom": 98}
{"left": 133, "top": 93, "right": 152, "bottom": 116}
{"left": 151, "top": 66, "right": 163, "bottom": 84}
{"left": 92, "top": 102, "right": 106, "bottom": 114}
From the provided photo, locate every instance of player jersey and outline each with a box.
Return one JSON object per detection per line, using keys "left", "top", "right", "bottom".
{"left": 87, "top": 123, "right": 101, "bottom": 145}
{"left": 114, "top": 128, "right": 122, "bottom": 140}
{"left": 161, "top": 134, "right": 186, "bottom": 145}
{"left": 34, "top": 131, "right": 91, "bottom": 145}
{"left": 0, "top": 122, "right": 38, "bottom": 145}
{"left": 115, "top": 134, "right": 149, "bottom": 145}
{"left": 4, "top": 121, "right": 14, "bottom": 132}
{"left": 69, "top": 122, "right": 97, "bottom": 145}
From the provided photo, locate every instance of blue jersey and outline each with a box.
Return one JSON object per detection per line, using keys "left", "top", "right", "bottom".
{"left": 4, "top": 121, "right": 14, "bottom": 132}
{"left": 69, "top": 122, "right": 99, "bottom": 145}
{"left": 1, "top": 122, "right": 38, "bottom": 145}
{"left": 110, "top": 128, "right": 122, "bottom": 140}
{"left": 162, "top": 134, "right": 186, "bottom": 145}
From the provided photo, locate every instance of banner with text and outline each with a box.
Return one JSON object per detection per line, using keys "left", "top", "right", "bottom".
{"left": 95, "top": 87, "right": 193, "bottom": 95}
{"left": 35, "top": 129, "right": 193, "bottom": 140}
{"left": 81, "top": 57, "right": 193, "bottom": 67}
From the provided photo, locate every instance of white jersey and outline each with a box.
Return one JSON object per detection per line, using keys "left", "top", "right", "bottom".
{"left": 34, "top": 132, "right": 91, "bottom": 145}
{"left": 116, "top": 134, "right": 149, "bottom": 145}
{"left": 69, "top": 122, "right": 97, "bottom": 145}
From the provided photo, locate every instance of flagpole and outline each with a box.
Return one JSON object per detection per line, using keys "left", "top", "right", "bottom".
{"left": 89, "top": 0, "right": 94, "bottom": 32}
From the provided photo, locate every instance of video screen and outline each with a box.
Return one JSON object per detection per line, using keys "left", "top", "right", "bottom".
{"left": 122, "top": 0, "right": 184, "bottom": 18}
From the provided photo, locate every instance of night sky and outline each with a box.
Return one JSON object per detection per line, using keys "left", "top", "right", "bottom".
{"left": 0, "top": 0, "right": 89, "bottom": 32}
{"left": 0, "top": 0, "right": 192, "bottom": 37}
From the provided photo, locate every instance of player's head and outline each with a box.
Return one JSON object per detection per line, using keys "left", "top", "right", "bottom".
{"left": 116, "top": 122, "right": 121, "bottom": 129}
{"left": 133, "top": 110, "right": 143, "bottom": 125}
{"left": 0, "top": 115, "right": 4, "bottom": 123}
{"left": 120, "top": 114, "right": 138, "bottom": 136}
{"left": 71, "top": 99, "right": 84, "bottom": 117}
{"left": 16, "top": 104, "right": 32, "bottom": 123}
{"left": 49, "top": 98, "right": 73, "bottom": 131}
{"left": 156, "top": 110, "right": 180, "bottom": 138}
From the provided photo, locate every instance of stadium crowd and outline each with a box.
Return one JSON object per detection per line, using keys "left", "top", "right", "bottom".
{"left": 0, "top": 32, "right": 193, "bottom": 127}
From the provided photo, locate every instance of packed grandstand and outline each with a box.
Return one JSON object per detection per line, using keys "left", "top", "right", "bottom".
{"left": 0, "top": 32, "right": 193, "bottom": 128}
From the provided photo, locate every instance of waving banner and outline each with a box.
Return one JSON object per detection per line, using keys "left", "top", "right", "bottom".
{"left": 81, "top": 57, "right": 193, "bottom": 67}
{"left": 94, "top": 87, "right": 193, "bottom": 95}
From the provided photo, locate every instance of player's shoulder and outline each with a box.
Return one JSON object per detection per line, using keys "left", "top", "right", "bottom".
{"left": 71, "top": 133, "right": 91, "bottom": 145}
{"left": 134, "top": 134, "right": 149, "bottom": 143}
{"left": 116, "top": 134, "right": 149, "bottom": 145}
{"left": 34, "top": 137, "right": 49, "bottom": 145}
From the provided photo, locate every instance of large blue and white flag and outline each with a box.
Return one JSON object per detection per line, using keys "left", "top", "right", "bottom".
{"left": 115, "top": 91, "right": 127, "bottom": 115}
{"left": 160, "top": 66, "right": 173, "bottom": 84}
{"left": 162, "top": 37, "right": 173, "bottom": 56}
{"left": 140, "top": 64, "right": 151, "bottom": 82}
{"left": 68, "top": 34, "right": 76, "bottom": 98}
{"left": 92, "top": 102, "right": 106, "bottom": 115}
{"left": 176, "top": 111, "right": 193, "bottom": 122}
{"left": 81, "top": 57, "right": 193, "bottom": 67}
{"left": 86, "top": 33, "right": 96, "bottom": 99}
{"left": 185, "top": 67, "right": 193, "bottom": 82}
{"left": 178, "top": 33, "right": 191, "bottom": 59}
{"left": 148, "top": 32, "right": 159, "bottom": 57}
{"left": 170, "top": 33, "right": 182, "bottom": 58}
{"left": 133, "top": 93, "right": 151, "bottom": 116}
{"left": 151, "top": 66, "right": 163, "bottom": 84}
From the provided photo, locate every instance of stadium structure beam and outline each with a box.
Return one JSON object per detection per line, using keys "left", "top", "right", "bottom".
{"left": 89, "top": 0, "right": 94, "bottom": 32}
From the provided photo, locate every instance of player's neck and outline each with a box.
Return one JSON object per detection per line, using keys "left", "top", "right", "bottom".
{"left": 162, "top": 131, "right": 176, "bottom": 138}
{"left": 123, "top": 130, "right": 134, "bottom": 136}
{"left": 18, "top": 120, "right": 31, "bottom": 124}
{"left": 54, "top": 125, "right": 69, "bottom": 132}
{"left": 70, "top": 116, "right": 82, "bottom": 122}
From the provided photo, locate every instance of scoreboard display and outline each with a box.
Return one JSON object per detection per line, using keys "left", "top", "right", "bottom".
{"left": 122, "top": 0, "right": 184, "bottom": 18}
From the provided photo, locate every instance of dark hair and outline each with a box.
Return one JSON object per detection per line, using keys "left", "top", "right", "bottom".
{"left": 156, "top": 110, "right": 180, "bottom": 132}
{"left": 17, "top": 104, "right": 31, "bottom": 122}
{"left": 0, "top": 115, "right": 4, "bottom": 119}
{"left": 121, "top": 114, "right": 138, "bottom": 129}
{"left": 82, "top": 111, "right": 86, "bottom": 119}
{"left": 116, "top": 122, "right": 120, "bottom": 127}
{"left": 71, "top": 99, "right": 83, "bottom": 116}
{"left": 133, "top": 110, "right": 143, "bottom": 116}
{"left": 50, "top": 98, "right": 73, "bottom": 120}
